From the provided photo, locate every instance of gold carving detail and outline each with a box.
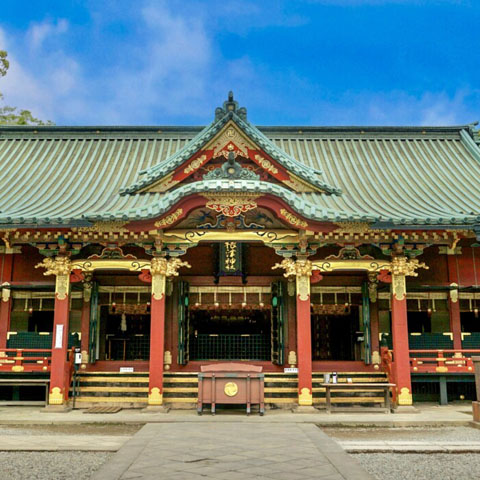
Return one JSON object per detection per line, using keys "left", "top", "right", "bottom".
{"left": 164, "top": 350, "right": 172, "bottom": 371}
{"left": 334, "top": 222, "right": 371, "bottom": 234}
{"left": 288, "top": 350, "right": 297, "bottom": 367}
{"left": 36, "top": 256, "right": 72, "bottom": 300}
{"left": 1, "top": 283, "right": 10, "bottom": 303}
{"left": 298, "top": 387, "right": 313, "bottom": 406}
{"left": 273, "top": 259, "right": 312, "bottom": 301}
{"left": 150, "top": 257, "right": 191, "bottom": 277}
{"left": 0, "top": 229, "right": 17, "bottom": 249}
{"left": 208, "top": 123, "right": 255, "bottom": 157}
{"left": 204, "top": 194, "right": 258, "bottom": 217}
{"left": 150, "top": 257, "right": 191, "bottom": 300}
{"left": 279, "top": 209, "right": 308, "bottom": 228}
{"left": 154, "top": 208, "right": 183, "bottom": 228}
{"left": 224, "top": 382, "right": 239, "bottom": 397}
{"left": 273, "top": 258, "right": 313, "bottom": 278}
{"left": 144, "top": 173, "right": 179, "bottom": 193}
{"left": 391, "top": 256, "right": 428, "bottom": 301}
{"left": 254, "top": 155, "right": 278, "bottom": 174}
{"left": 224, "top": 242, "right": 237, "bottom": 271}
{"left": 371, "top": 350, "right": 380, "bottom": 365}
{"left": 75, "top": 221, "right": 128, "bottom": 233}
{"left": 148, "top": 387, "right": 163, "bottom": 406}
{"left": 450, "top": 283, "right": 459, "bottom": 303}
{"left": 48, "top": 387, "right": 64, "bottom": 405}
{"left": 11, "top": 366, "right": 24, "bottom": 372}
{"left": 397, "top": 387, "right": 413, "bottom": 406}
{"left": 283, "top": 175, "right": 315, "bottom": 193}
{"left": 36, "top": 256, "right": 72, "bottom": 277}
{"left": 184, "top": 155, "right": 207, "bottom": 174}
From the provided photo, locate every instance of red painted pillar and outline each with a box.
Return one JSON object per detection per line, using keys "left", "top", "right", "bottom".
{"left": 447, "top": 254, "right": 462, "bottom": 350}
{"left": 0, "top": 254, "right": 14, "bottom": 349}
{"left": 296, "top": 264, "right": 313, "bottom": 406}
{"left": 49, "top": 262, "right": 71, "bottom": 405}
{"left": 148, "top": 270, "right": 166, "bottom": 406}
{"left": 391, "top": 262, "right": 413, "bottom": 406}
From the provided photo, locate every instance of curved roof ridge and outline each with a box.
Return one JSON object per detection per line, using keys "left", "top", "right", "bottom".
{"left": 87, "top": 179, "right": 372, "bottom": 223}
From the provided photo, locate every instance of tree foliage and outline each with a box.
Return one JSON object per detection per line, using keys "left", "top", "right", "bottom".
{"left": 0, "top": 50, "right": 54, "bottom": 126}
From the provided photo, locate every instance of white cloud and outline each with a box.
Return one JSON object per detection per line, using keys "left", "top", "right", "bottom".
{"left": 0, "top": 25, "right": 81, "bottom": 123}
{"left": 27, "top": 18, "right": 68, "bottom": 50}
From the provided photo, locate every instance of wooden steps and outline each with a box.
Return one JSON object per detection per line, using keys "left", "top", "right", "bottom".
{"left": 70, "top": 371, "right": 389, "bottom": 409}
{"left": 71, "top": 372, "right": 149, "bottom": 408}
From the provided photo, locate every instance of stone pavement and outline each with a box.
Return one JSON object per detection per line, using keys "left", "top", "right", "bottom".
{"left": 0, "top": 403, "right": 473, "bottom": 427}
{"left": 92, "top": 423, "right": 374, "bottom": 480}
{"left": 0, "top": 434, "right": 127, "bottom": 451}
{"left": 338, "top": 440, "right": 480, "bottom": 453}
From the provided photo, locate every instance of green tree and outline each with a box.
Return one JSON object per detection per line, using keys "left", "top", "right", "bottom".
{"left": 0, "top": 50, "right": 54, "bottom": 125}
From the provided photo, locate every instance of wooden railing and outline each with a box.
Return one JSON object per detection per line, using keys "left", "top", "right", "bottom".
{"left": 409, "top": 349, "right": 480, "bottom": 373}
{"left": 0, "top": 349, "right": 52, "bottom": 372}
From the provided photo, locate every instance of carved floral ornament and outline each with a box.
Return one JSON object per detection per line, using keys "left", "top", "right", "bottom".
{"left": 204, "top": 194, "right": 259, "bottom": 217}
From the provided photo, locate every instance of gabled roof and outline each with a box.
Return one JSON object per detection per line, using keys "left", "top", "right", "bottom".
{"left": 0, "top": 106, "right": 479, "bottom": 228}
{"left": 120, "top": 92, "right": 341, "bottom": 196}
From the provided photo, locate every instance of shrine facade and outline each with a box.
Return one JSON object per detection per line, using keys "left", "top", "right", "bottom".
{"left": 0, "top": 93, "right": 479, "bottom": 409}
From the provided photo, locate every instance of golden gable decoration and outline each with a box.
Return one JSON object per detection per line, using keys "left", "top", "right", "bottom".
{"left": 154, "top": 208, "right": 183, "bottom": 228}
{"left": 204, "top": 194, "right": 258, "bottom": 217}
{"left": 279, "top": 209, "right": 308, "bottom": 228}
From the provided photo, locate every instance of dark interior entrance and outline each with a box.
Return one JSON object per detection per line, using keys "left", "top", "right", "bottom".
{"left": 189, "top": 308, "right": 271, "bottom": 361}
{"left": 311, "top": 306, "right": 359, "bottom": 361}
{"left": 99, "top": 306, "right": 150, "bottom": 360}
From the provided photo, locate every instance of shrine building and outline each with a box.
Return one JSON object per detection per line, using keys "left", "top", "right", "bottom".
{"left": 0, "top": 93, "right": 479, "bottom": 409}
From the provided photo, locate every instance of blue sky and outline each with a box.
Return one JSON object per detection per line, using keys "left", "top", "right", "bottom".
{"left": 0, "top": 0, "right": 478, "bottom": 126}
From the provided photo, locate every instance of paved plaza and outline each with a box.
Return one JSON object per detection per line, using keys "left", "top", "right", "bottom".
{"left": 92, "top": 423, "right": 374, "bottom": 480}
{"left": 0, "top": 405, "right": 478, "bottom": 479}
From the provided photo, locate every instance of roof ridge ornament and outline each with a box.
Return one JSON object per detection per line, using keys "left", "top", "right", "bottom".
{"left": 215, "top": 91, "right": 247, "bottom": 121}
{"left": 203, "top": 150, "right": 259, "bottom": 181}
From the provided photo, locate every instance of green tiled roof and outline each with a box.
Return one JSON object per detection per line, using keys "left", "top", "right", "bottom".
{"left": 0, "top": 121, "right": 479, "bottom": 228}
